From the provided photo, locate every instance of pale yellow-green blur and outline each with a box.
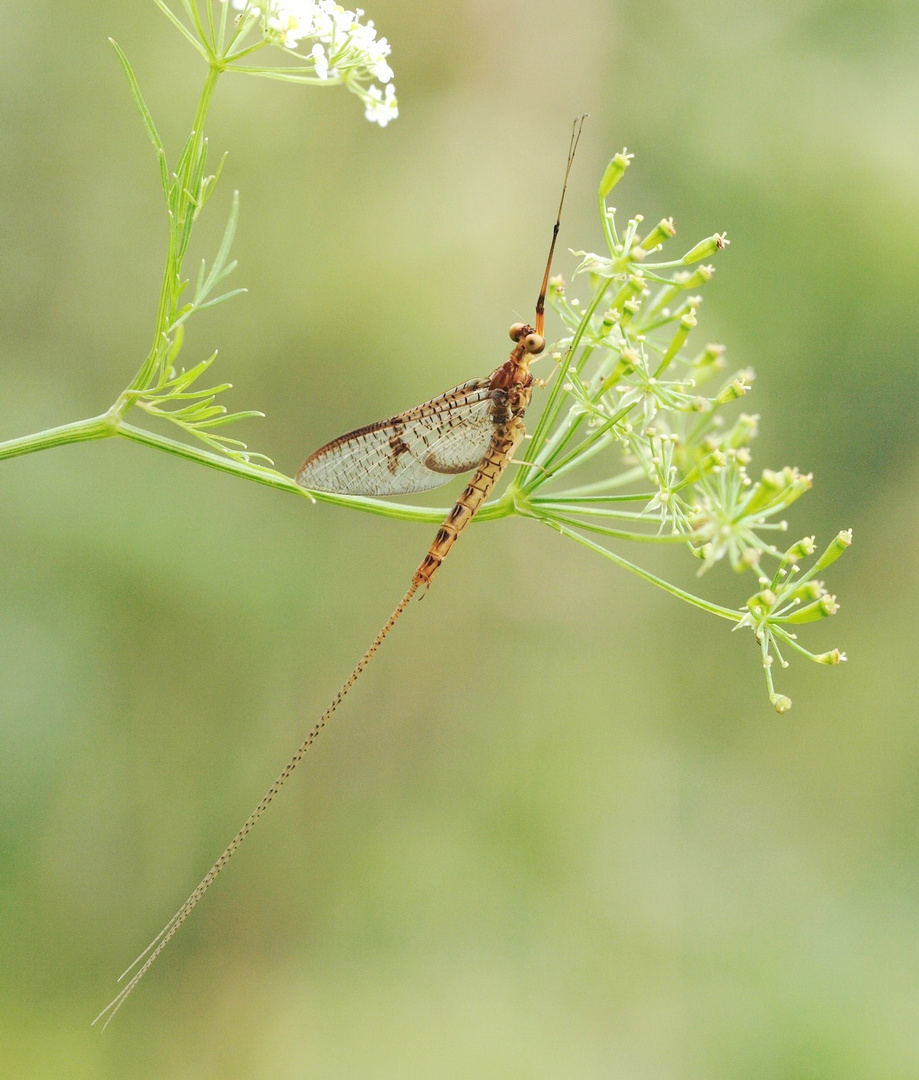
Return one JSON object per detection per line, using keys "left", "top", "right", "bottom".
{"left": 1, "top": 2, "right": 917, "bottom": 1077}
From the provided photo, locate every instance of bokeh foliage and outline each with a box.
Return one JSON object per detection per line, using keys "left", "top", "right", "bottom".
{"left": 1, "top": 1, "right": 917, "bottom": 1077}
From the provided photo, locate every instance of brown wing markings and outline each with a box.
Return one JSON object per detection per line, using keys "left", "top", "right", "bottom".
{"left": 297, "top": 378, "right": 496, "bottom": 496}
{"left": 387, "top": 427, "right": 411, "bottom": 475}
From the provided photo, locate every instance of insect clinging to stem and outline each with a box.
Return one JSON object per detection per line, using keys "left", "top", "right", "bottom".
{"left": 95, "top": 115, "right": 586, "bottom": 1028}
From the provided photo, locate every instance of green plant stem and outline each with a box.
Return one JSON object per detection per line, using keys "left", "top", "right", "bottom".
{"left": 0, "top": 406, "right": 516, "bottom": 525}
{"left": 530, "top": 502, "right": 678, "bottom": 522}
{"left": 116, "top": 421, "right": 296, "bottom": 489}
{"left": 0, "top": 415, "right": 115, "bottom": 460}
{"left": 538, "top": 515, "right": 741, "bottom": 621}
{"left": 116, "top": 422, "right": 462, "bottom": 518}
{"left": 529, "top": 492, "right": 654, "bottom": 505}
{"left": 518, "top": 276, "right": 612, "bottom": 478}
{"left": 539, "top": 511, "right": 686, "bottom": 544}
{"left": 0, "top": 402, "right": 523, "bottom": 523}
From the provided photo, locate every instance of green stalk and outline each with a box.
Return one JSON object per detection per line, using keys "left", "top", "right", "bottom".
{"left": 542, "top": 516, "right": 741, "bottom": 622}
{"left": 0, "top": 414, "right": 116, "bottom": 461}
{"left": 534, "top": 510, "right": 686, "bottom": 544}
{"left": 116, "top": 422, "right": 515, "bottom": 523}
{"left": 519, "top": 276, "right": 612, "bottom": 472}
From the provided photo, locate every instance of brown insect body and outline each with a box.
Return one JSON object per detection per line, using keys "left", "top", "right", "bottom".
{"left": 414, "top": 324, "right": 539, "bottom": 586}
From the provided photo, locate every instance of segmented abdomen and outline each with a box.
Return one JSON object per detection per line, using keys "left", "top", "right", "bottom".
{"left": 412, "top": 418, "right": 525, "bottom": 588}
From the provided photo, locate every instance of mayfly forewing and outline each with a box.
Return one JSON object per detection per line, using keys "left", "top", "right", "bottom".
{"left": 296, "top": 378, "right": 495, "bottom": 497}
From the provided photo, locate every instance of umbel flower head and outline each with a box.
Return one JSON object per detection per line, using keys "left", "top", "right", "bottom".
{"left": 220, "top": 0, "right": 398, "bottom": 126}
{"left": 513, "top": 148, "right": 851, "bottom": 712}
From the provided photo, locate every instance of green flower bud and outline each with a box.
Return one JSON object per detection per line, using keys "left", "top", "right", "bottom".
{"left": 690, "top": 343, "right": 727, "bottom": 387}
{"left": 814, "top": 649, "right": 847, "bottom": 665}
{"left": 714, "top": 377, "right": 750, "bottom": 404}
{"left": 811, "top": 529, "right": 853, "bottom": 573}
{"left": 681, "top": 233, "right": 729, "bottom": 263}
{"left": 679, "top": 264, "right": 715, "bottom": 289}
{"left": 725, "top": 413, "right": 759, "bottom": 449}
{"left": 694, "top": 343, "right": 725, "bottom": 367}
{"left": 620, "top": 297, "right": 641, "bottom": 327}
{"left": 771, "top": 693, "right": 793, "bottom": 714}
{"left": 783, "top": 594, "right": 839, "bottom": 623}
{"left": 618, "top": 347, "right": 640, "bottom": 375}
{"left": 609, "top": 273, "right": 646, "bottom": 314}
{"left": 785, "top": 580, "right": 823, "bottom": 605}
{"left": 747, "top": 588, "right": 777, "bottom": 612}
{"left": 743, "top": 466, "right": 811, "bottom": 515}
{"left": 599, "top": 307, "right": 619, "bottom": 335}
{"left": 640, "top": 217, "right": 676, "bottom": 251}
{"left": 784, "top": 536, "right": 816, "bottom": 562}
{"left": 599, "top": 149, "right": 634, "bottom": 198}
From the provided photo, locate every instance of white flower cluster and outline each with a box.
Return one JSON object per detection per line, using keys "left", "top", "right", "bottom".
{"left": 225, "top": 0, "right": 398, "bottom": 126}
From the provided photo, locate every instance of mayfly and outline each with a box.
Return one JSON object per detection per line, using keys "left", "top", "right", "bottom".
{"left": 95, "top": 117, "right": 585, "bottom": 1028}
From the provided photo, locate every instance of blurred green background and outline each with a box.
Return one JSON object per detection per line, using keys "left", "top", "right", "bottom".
{"left": 1, "top": 1, "right": 917, "bottom": 1077}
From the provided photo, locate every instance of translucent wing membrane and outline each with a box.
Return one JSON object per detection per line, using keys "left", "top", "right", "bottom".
{"left": 296, "top": 378, "right": 496, "bottom": 496}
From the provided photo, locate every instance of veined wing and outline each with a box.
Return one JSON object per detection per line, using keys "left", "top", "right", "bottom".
{"left": 296, "top": 379, "right": 496, "bottom": 497}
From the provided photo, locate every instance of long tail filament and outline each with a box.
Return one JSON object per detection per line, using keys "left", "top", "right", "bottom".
{"left": 93, "top": 577, "right": 421, "bottom": 1029}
